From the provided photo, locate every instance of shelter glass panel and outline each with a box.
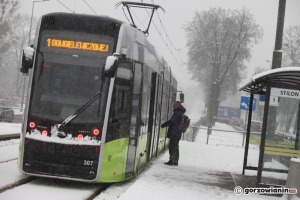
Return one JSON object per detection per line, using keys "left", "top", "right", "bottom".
{"left": 261, "top": 88, "right": 300, "bottom": 185}
{"left": 244, "top": 94, "right": 263, "bottom": 174}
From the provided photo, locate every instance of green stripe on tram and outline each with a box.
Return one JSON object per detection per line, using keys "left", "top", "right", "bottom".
{"left": 99, "top": 138, "right": 129, "bottom": 182}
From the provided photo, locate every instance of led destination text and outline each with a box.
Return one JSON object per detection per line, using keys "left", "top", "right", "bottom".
{"left": 47, "top": 38, "right": 109, "bottom": 52}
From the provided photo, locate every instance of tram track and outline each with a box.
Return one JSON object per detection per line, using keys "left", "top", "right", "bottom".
{"left": 0, "top": 158, "right": 18, "bottom": 164}
{"left": 0, "top": 176, "right": 37, "bottom": 194}
{"left": 0, "top": 133, "right": 20, "bottom": 141}
{"left": 0, "top": 176, "right": 112, "bottom": 200}
{"left": 85, "top": 183, "right": 111, "bottom": 200}
{"left": 0, "top": 135, "right": 113, "bottom": 200}
{"left": 0, "top": 134, "right": 112, "bottom": 199}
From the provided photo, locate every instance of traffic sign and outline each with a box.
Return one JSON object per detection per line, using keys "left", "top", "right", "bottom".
{"left": 271, "top": 88, "right": 300, "bottom": 99}
{"left": 240, "top": 96, "right": 256, "bottom": 111}
{"left": 259, "top": 95, "right": 265, "bottom": 102}
{"left": 269, "top": 96, "right": 280, "bottom": 107}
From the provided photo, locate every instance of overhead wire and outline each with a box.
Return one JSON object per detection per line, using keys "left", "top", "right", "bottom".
{"left": 122, "top": 7, "right": 132, "bottom": 24}
{"left": 57, "top": 0, "right": 96, "bottom": 15}
{"left": 130, "top": 8, "right": 151, "bottom": 31}
{"left": 57, "top": 0, "right": 74, "bottom": 13}
{"left": 125, "top": 2, "right": 185, "bottom": 80}
{"left": 115, "top": 1, "right": 190, "bottom": 82}
{"left": 83, "top": 0, "right": 97, "bottom": 15}
{"left": 148, "top": 0, "right": 189, "bottom": 81}
{"left": 74, "top": 0, "right": 76, "bottom": 12}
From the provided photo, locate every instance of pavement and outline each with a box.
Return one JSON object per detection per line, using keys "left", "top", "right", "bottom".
{"left": 208, "top": 171, "right": 287, "bottom": 197}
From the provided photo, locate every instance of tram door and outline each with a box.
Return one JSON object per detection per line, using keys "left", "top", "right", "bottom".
{"left": 147, "top": 72, "right": 157, "bottom": 161}
{"left": 125, "top": 62, "right": 142, "bottom": 177}
{"left": 152, "top": 74, "right": 163, "bottom": 157}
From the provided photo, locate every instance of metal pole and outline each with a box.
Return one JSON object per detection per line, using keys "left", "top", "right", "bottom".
{"left": 295, "top": 101, "right": 300, "bottom": 150}
{"left": 28, "top": 1, "right": 35, "bottom": 45}
{"left": 256, "top": 0, "right": 286, "bottom": 187}
{"left": 20, "top": 75, "right": 26, "bottom": 109}
{"left": 207, "top": 62, "right": 217, "bottom": 143}
{"left": 23, "top": 0, "right": 49, "bottom": 108}
{"left": 272, "top": 0, "right": 286, "bottom": 66}
{"left": 267, "top": 0, "right": 286, "bottom": 139}
{"left": 28, "top": 0, "right": 49, "bottom": 45}
{"left": 256, "top": 87, "right": 271, "bottom": 186}
{"left": 192, "top": 128, "right": 195, "bottom": 142}
{"left": 242, "top": 93, "right": 254, "bottom": 175}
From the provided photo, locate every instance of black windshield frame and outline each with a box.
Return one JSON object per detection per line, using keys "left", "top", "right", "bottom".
{"left": 28, "top": 30, "right": 114, "bottom": 124}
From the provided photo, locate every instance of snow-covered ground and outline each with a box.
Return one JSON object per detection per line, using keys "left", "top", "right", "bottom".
{"left": 0, "top": 122, "right": 299, "bottom": 200}
{"left": 0, "top": 122, "right": 21, "bottom": 135}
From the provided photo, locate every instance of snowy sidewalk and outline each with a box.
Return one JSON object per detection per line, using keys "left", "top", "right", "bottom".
{"left": 0, "top": 122, "right": 21, "bottom": 135}
{"left": 99, "top": 123, "right": 293, "bottom": 200}
{"left": 0, "top": 122, "right": 21, "bottom": 140}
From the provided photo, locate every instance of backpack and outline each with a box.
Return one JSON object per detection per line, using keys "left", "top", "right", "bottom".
{"left": 179, "top": 114, "right": 190, "bottom": 133}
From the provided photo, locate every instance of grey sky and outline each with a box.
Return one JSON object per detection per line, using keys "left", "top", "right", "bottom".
{"left": 19, "top": 0, "right": 300, "bottom": 92}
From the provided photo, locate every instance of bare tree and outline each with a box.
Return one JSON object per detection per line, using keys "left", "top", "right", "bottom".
{"left": 282, "top": 25, "right": 300, "bottom": 67}
{"left": 277, "top": 98, "right": 298, "bottom": 133}
{"left": 184, "top": 8, "right": 263, "bottom": 125}
{"left": 0, "top": 1, "right": 35, "bottom": 106}
{"left": 275, "top": 25, "right": 300, "bottom": 134}
{"left": 0, "top": 0, "right": 19, "bottom": 59}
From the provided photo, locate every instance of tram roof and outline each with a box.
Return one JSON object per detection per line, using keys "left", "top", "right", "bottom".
{"left": 116, "top": 23, "right": 169, "bottom": 68}
{"left": 239, "top": 67, "right": 300, "bottom": 94}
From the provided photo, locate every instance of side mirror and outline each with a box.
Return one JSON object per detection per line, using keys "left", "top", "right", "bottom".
{"left": 180, "top": 92, "right": 184, "bottom": 103}
{"left": 20, "top": 45, "right": 35, "bottom": 74}
{"left": 103, "top": 54, "right": 119, "bottom": 78}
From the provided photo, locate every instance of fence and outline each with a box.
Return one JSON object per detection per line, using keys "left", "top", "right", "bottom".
{"left": 182, "top": 123, "right": 261, "bottom": 147}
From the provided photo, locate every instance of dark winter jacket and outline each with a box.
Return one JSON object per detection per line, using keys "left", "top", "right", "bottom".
{"left": 161, "top": 105, "right": 186, "bottom": 140}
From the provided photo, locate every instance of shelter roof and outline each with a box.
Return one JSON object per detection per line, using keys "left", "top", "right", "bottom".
{"left": 239, "top": 67, "right": 300, "bottom": 94}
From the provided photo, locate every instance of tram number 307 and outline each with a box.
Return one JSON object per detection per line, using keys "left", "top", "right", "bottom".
{"left": 83, "top": 160, "right": 94, "bottom": 166}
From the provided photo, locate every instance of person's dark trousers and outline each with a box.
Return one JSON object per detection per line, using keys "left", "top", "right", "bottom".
{"left": 169, "top": 137, "right": 180, "bottom": 164}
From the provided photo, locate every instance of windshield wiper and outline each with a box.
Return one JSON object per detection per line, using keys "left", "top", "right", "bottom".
{"left": 57, "top": 91, "right": 101, "bottom": 132}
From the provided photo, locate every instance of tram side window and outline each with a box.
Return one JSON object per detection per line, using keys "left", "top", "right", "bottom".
{"left": 169, "top": 86, "right": 176, "bottom": 118}
{"left": 107, "top": 62, "right": 132, "bottom": 141}
{"left": 161, "top": 80, "right": 170, "bottom": 123}
{"left": 140, "top": 66, "right": 152, "bottom": 135}
{"left": 130, "top": 63, "right": 142, "bottom": 138}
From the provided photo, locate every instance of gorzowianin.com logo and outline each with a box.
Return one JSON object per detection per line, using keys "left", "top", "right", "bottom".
{"left": 234, "top": 186, "right": 297, "bottom": 195}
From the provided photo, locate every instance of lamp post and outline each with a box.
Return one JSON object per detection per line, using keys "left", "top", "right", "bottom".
{"left": 28, "top": 0, "right": 49, "bottom": 45}
{"left": 22, "top": 0, "right": 49, "bottom": 109}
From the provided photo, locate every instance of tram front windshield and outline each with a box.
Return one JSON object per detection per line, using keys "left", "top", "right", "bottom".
{"left": 30, "top": 31, "right": 114, "bottom": 124}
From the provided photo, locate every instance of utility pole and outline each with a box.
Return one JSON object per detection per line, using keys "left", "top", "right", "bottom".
{"left": 257, "top": 0, "right": 286, "bottom": 186}
{"left": 206, "top": 61, "right": 218, "bottom": 143}
{"left": 267, "top": 0, "right": 286, "bottom": 140}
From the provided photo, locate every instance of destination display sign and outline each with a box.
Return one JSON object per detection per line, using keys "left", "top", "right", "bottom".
{"left": 46, "top": 38, "right": 109, "bottom": 52}
{"left": 271, "top": 88, "right": 300, "bottom": 99}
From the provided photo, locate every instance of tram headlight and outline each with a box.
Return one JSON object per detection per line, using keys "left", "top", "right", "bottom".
{"left": 41, "top": 130, "right": 48, "bottom": 136}
{"left": 28, "top": 121, "right": 36, "bottom": 129}
{"left": 77, "top": 133, "right": 84, "bottom": 141}
{"left": 92, "top": 128, "right": 101, "bottom": 137}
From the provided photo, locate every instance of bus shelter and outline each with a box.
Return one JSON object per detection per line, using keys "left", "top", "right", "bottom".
{"left": 239, "top": 67, "right": 300, "bottom": 187}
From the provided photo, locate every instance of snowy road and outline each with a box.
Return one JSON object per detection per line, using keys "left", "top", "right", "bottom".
{"left": 0, "top": 176, "right": 101, "bottom": 200}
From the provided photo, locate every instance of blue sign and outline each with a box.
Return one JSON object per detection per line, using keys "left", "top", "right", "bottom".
{"left": 259, "top": 95, "right": 265, "bottom": 102}
{"left": 240, "top": 96, "right": 256, "bottom": 110}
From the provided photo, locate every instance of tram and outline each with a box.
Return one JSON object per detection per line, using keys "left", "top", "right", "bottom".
{"left": 19, "top": 12, "right": 179, "bottom": 182}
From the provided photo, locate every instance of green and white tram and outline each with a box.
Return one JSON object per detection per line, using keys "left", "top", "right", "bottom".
{"left": 19, "top": 12, "right": 179, "bottom": 182}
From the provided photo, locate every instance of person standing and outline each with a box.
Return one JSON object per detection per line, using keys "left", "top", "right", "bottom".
{"left": 161, "top": 101, "right": 186, "bottom": 166}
